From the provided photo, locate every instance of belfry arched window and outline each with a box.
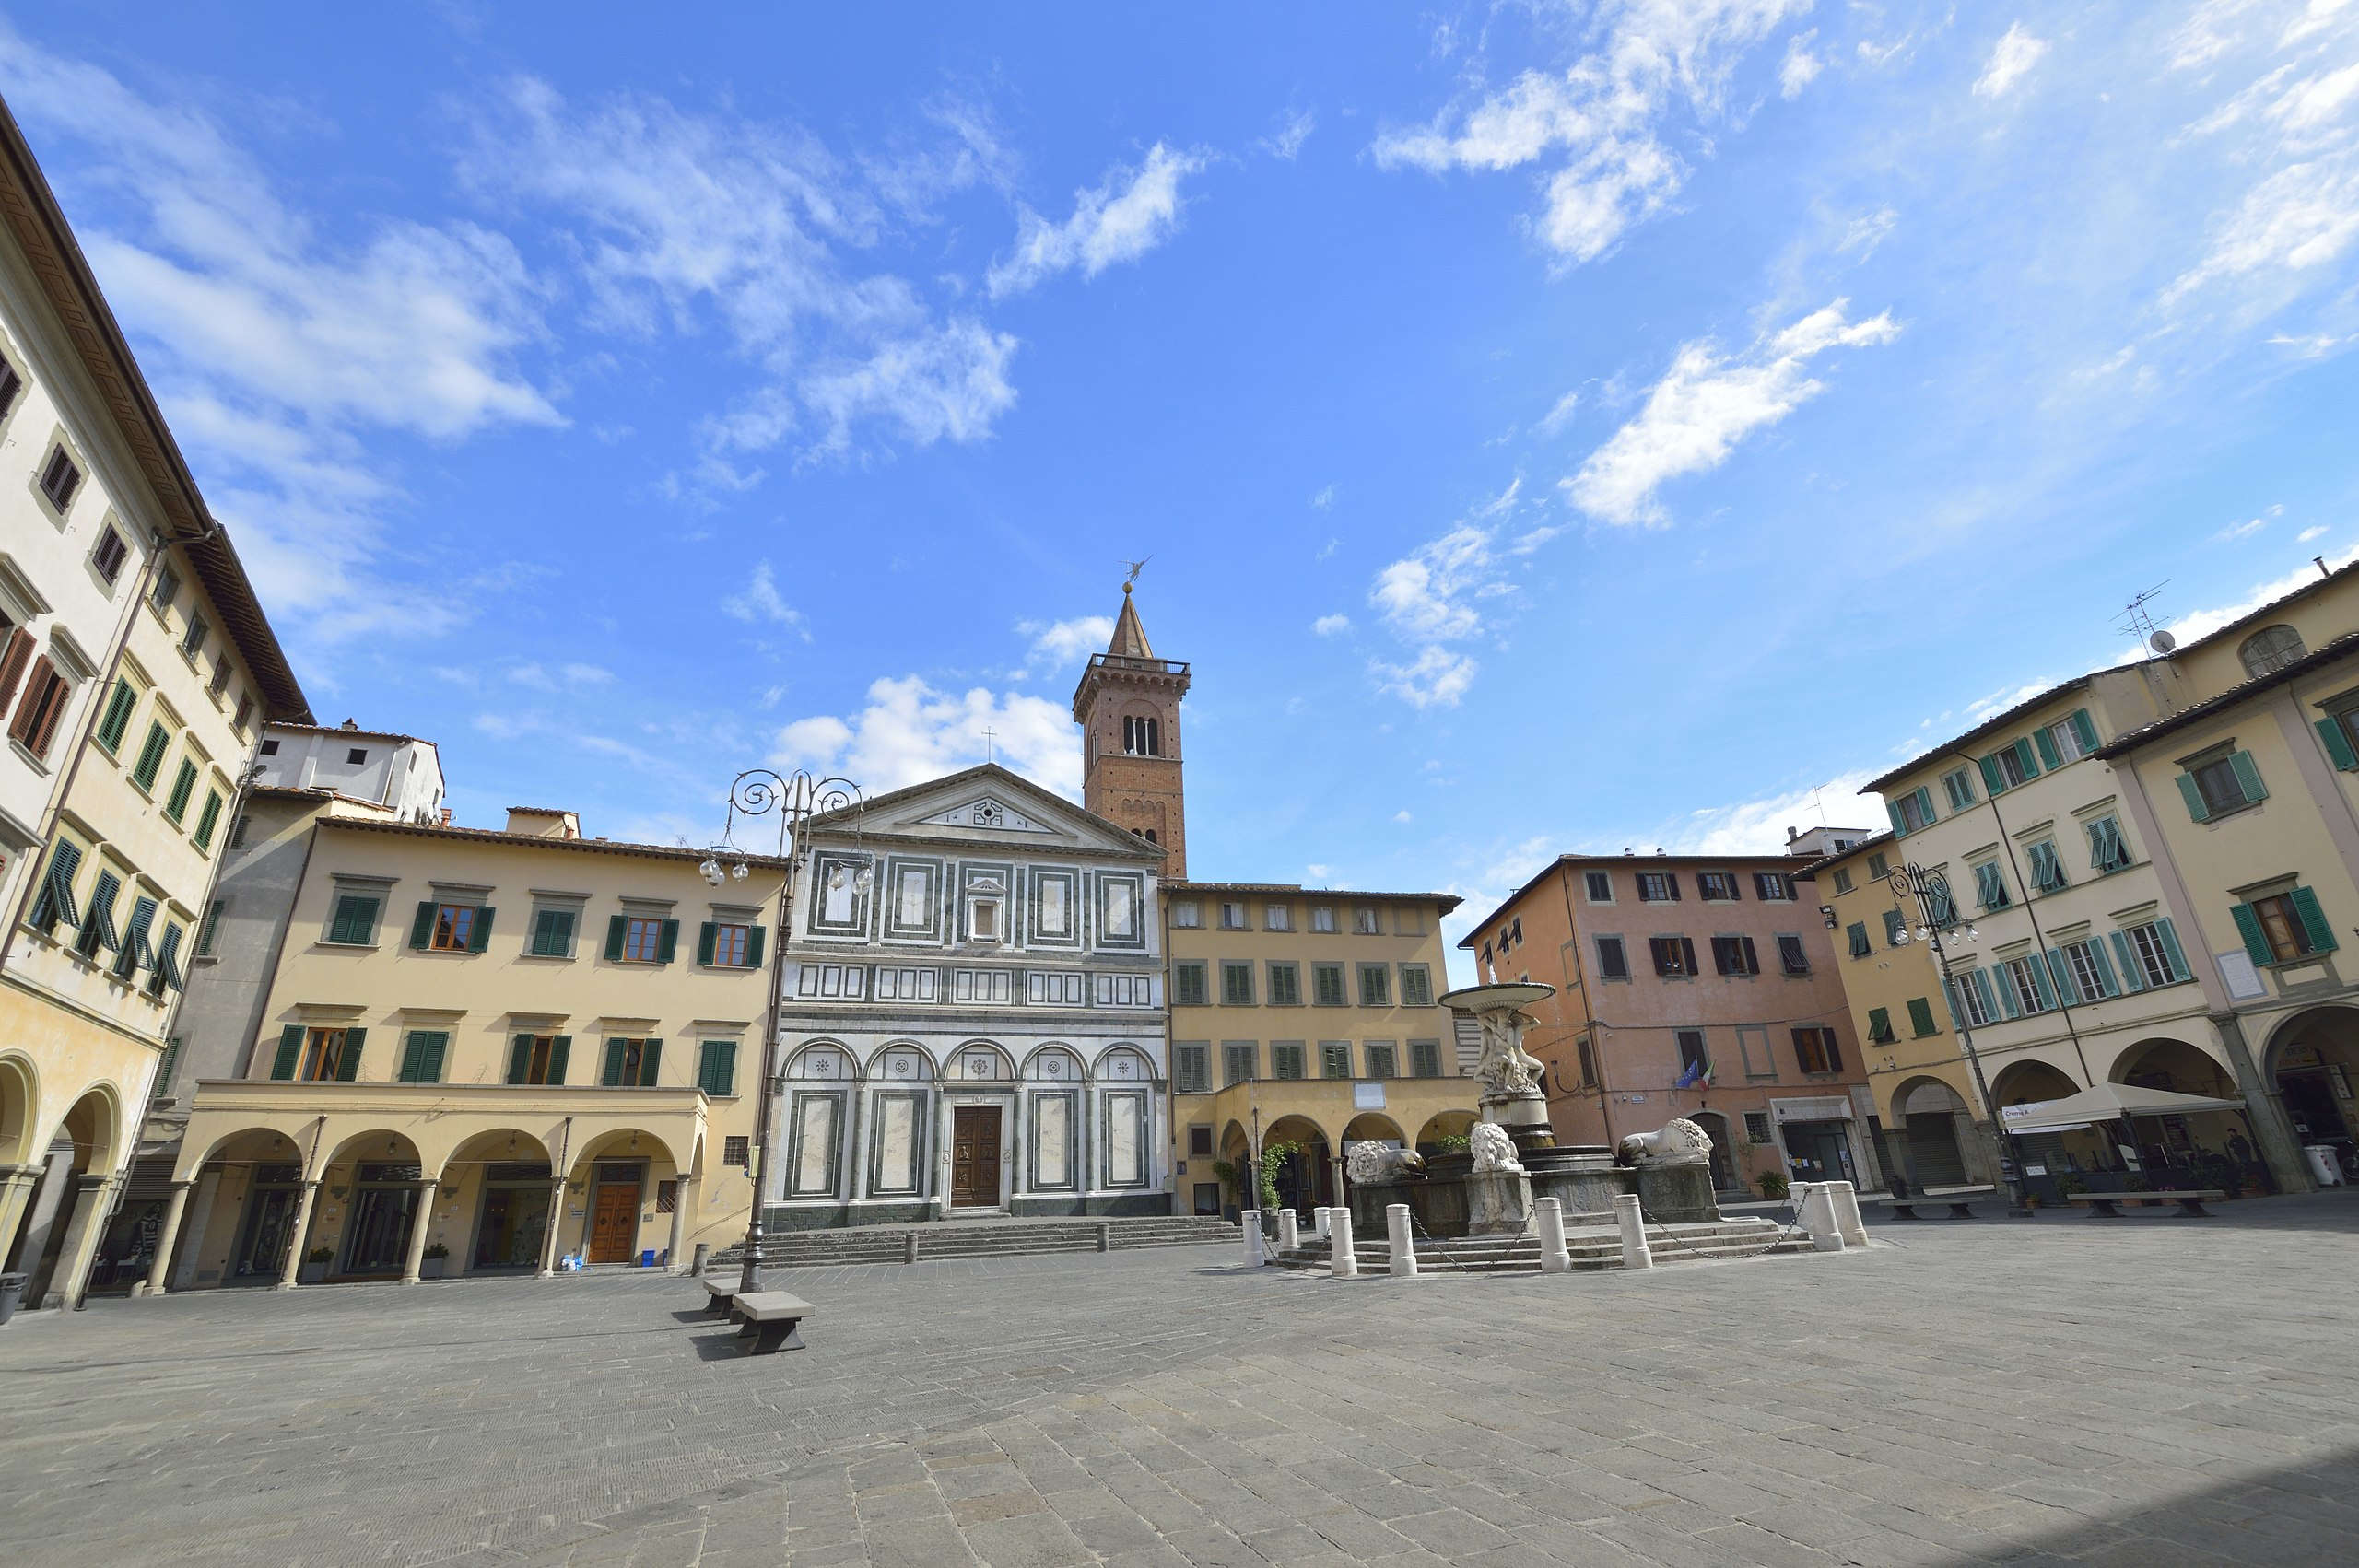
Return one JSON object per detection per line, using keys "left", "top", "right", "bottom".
{"left": 2239, "top": 624, "right": 2305, "bottom": 678}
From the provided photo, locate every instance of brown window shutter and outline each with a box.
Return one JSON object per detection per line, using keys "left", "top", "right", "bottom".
{"left": 0, "top": 630, "right": 33, "bottom": 721}
{"left": 28, "top": 667, "right": 70, "bottom": 757}
{"left": 7, "top": 656, "right": 53, "bottom": 744}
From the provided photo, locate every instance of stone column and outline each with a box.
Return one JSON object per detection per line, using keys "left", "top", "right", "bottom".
{"left": 2212, "top": 1011, "right": 2315, "bottom": 1195}
{"left": 398, "top": 1180, "right": 438, "bottom": 1284}
{"left": 536, "top": 1180, "right": 568, "bottom": 1278}
{"left": 48, "top": 1173, "right": 119, "bottom": 1309}
{"left": 1614, "top": 1192, "right": 1651, "bottom": 1270}
{"left": 143, "top": 1180, "right": 195, "bottom": 1295}
{"left": 172, "top": 1170, "right": 220, "bottom": 1292}
{"left": 1534, "top": 1197, "right": 1571, "bottom": 1273}
{"left": 1009, "top": 1088, "right": 1027, "bottom": 1206}
{"left": 1327, "top": 1207, "right": 1357, "bottom": 1279}
{"left": 1239, "top": 1210, "right": 1264, "bottom": 1268}
{"left": 666, "top": 1176, "right": 695, "bottom": 1271}
{"left": 1386, "top": 1203, "right": 1416, "bottom": 1277}
{"left": 276, "top": 1179, "right": 322, "bottom": 1290}
{"left": 1275, "top": 1209, "right": 1298, "bottom": 1252}
{"left": 0, "top": 1164, "right": 42, "bottom": 1262}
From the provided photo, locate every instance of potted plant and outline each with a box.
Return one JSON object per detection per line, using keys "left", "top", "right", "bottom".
{"left": 1756, "top": 1172, "right": 1790, "bottom": 1200}
{"left": 420, "top": 1241, "right": 450, "bottom": 1280}
{"left": 299, "top": 1246, "right": 334, "bottom": 1284}
{"left": 1210, "top": 1159, "right": 1240, "bottom": 1221}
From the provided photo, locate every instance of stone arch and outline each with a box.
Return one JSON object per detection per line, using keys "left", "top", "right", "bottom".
{"left": 945, "top": 1040, "right": 1015, "bottom": 1084}
{"left": 2238, "top": 623, "right": 2305, "bottom": 679}
{"left": 2108, "top": 1037, "right": 2236, "bottom": 1098}
{"left": 865, "top": 1040, "right": 937, "bottom": 1082}
{"left": 1889, "top": 1075, "right": 1978, "bottom": 1189}
{"left": 52, "top": 1082, "right": 126, "bottom": 1176}
{"left": 434, "top": 1127, "right": 556, "bottom": 1184}
{"left": 176, "top": 1117, "right": 319, "bottom": 1182}
{"left": 785, "top": 1040, "right": 859, "bottom": 1082}
{"left": 1413, "top": 1109, "right": 1477, "bottom": 1152}
{"left": 2260, "top": 1006, "right": 2359, "bottom": 1151}
{"left": 1217, "top": 1119, "right": 1251, "bottom": 1163}
{"left": 1990, "top": 1059, "right": 2078, "bottom": 1108}
{"left": 1091, "top": 1045, "right": 1154, "bottom": 1083}
{"left": 1260, "top": 1115, "right": 1333, "bottom": 1214}
{"left": 1022, "top": 1044, "right": 1085, "bottom": 1082}
{"left": 2260, "top": 1004, "right": 2359, "bottom": 1080}
{"left": 1343, "top": 1112, "right": 1406, "bottom": 1146}
{"left": 0, "top": 1049, "right": 39, "bottom": 1167}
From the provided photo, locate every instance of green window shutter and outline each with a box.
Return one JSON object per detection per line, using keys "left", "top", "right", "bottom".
{"left": 657, "top": 919, "right": 679, "bottom": 963}
{"left": 2087, "top": 941, "right": 2121, "bottom": 998}
{"left": 1866, "top": 1007, "right": 1891, "bottom": 1042}
{"left": 400, "top": 1032, "right": 424, "bottom": 1082}
{"left": 2229, "top": 751, "right": 2268, "bottom": 804}
{"left": 640, "top": 1039, "right": 663, "bottom": 1086}
{"left": 508, "top": 1034, "right": 534, "bottom": 1083}
{"left": 194, "top": 790, "right": 223, "bottom": 850}
{"left": 2033, "top": 727, "right": 2061, "bottom": 771}
{"left": 2046, "top": 949, "right": 2078, "bottom": 1005}
{"left": 698, "top": 922, "right": 716, "bottom": 965}
{"left": 1942, "top": 981, "right": 1965, "bottom": 1030}
{"left": 2318, "top": 717, "right": 2359, "bottom": 771}
{"left": 1971, "top": 969, "right": 1999, "bottom": 1020}
{"left": 420, "top": 1033, "right": 448, "bottom": 1083}
{"left": 2154, "top": 917, "right": 2194, "bottom": 978}
{"left": 2026, "top": 956, "right": 2055, "bottom": 1011}
{"left": 2108, "top": 930, "right": 2147, "bottom": 991}
{"left": 96, "top": 680, "right": 135, "bottom": 750}
{"left": 2015, "top": 738, "right": 2041, "bottom": 778}
{"left": 604, "top": 915, "right": 628, "bottom": 960}
{"left": 603, "top": 1038, "right": 628, "bottom": 1085}
{"left": 1996, "top": 967, "right": 2021, "bottom": 1019}
{"left": 132, "top": 722, "right": 168, "bottom": 789}
{"left": 411, "top": 900, "right": 437, "bottom": 948}
{"left": 2177, "top": 772, "right": 2211, "bottom": 824}
{"left": 547, "top": 1036, "right": 570, "bottom": 1084}
{"left": 1907, "top": 997, "right": 1937, "bottom": 1036}
{"left": 2230, "top": 903, "right": 2273, "bottom": 967}
{"left": 1978, "top": 755, "right": 2005, "bottom": 796}
{"left": 745, "top": 925, "right": 766, "bottom": 968}
{"left": 701, "top": 1040, "right": 737, "bottom": 1096}
{"left": 1915, "top": 787, "right": 1935, "bottom": 825}
{"left": 2071, "top": 709, "right": 2099, "bottom": 753}
{"left": 337, "top": 1027, "right": 365, "bottom": 1081}
{"left": 469, "top": 907, "right": 495, "bottom": 953}
{"left": 2287, "top": 889, "right": 2337, "bottom": 954}
{"left": 271, "top": 1024, "right": 303, "bottom": 1080}
{"left": 1887, "top": 802, "right": 1908, "bottom": 837}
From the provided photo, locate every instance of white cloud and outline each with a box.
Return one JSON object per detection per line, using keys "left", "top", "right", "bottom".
{"left": 1259, "top": 109, "right": 1317, "bottom": 160}
{"left": 723, "top": 561, "right": 805, "bottom": 629}
{"left": 458, "top": 76, "right": 1017, "bottom": 465}
{"left": 1661, "top": 770, "right": 1878, "bottom": 857}
{"left": 2139, "top": 543, "right": 2359, "bottom": 655}
{"left": 1313, "top": 614, "right": 1352, "bottom": 637}
{"left": 1017, "top": 614, "right": 1115, "bottom": 670}
{"left": 1364, "top": 482, "right": 1546, "bottom": 707}
{"left": 1372, "top": 646, "right": 1479, "bottom": 709}
{"left": 1779, "top": 31, "right": 1823, "bottom": 99}
{"left": 2165, "top": 159, "right": 2359, "bottom": 305}
{"left": 770, "top": 674, "right": 1081, "bottom": 797}
{"left": 1393, "top": 809, "right": 1414, "bottom": 825}
{"left": 1310, "top": 484, "right": 1337, "bottom": 510}
{"left": 2216, "top": 503, "right": 2283, "bottom": 541}
{"left": 508, "top": 663, "right": 555, "bottom": 691}
{"left": 562, "top": 662, "right": 616, "bottom": 686}
{"left": 1966, "top": 678, "right": 2056, "bottom": 720}
{"left": 1537, "top": 389, "right": 1581, "bottom": 435}
{"left": 1974, "top": 23, "right": 2050, "bottom": 99}
{"left": 1371, "top": 1, "right": 1810, "bottom": 264}
{"left": 1837, "top": 206, "right": 1898, "bottom": 256}
{"left": 1566, "top": 298, "right": 1901, "bottom": 525}
{"left": 2301, "top": 524, "right": 2330, "bottom": 541}
{"left": 987, "top": 143, "right": 1208, "bottom": 298}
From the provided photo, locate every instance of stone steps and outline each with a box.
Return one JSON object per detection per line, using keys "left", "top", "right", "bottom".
{"left": 1269, "top": 1217, "right": 1819, "bottom": 1274}
{"left": 713, "top": 1216, "right": 1240, "bottom": 1270}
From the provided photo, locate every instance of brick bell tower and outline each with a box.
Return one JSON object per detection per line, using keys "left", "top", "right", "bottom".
{"left": 1072, "top": 581, "right": 1191, "bottom": 875}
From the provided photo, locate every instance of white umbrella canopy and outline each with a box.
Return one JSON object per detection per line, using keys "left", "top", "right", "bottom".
{"left": 2001, "top": 1082, "right": 2246, "bottom": 1134}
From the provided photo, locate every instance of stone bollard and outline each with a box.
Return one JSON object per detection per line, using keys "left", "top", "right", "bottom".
{"left": 1794, "top": 1183, "right": 1846, "bottom": 1251}
{"left": 1241, "top": 1211, "right": 1267, "bottom": 1269}
{"left": 1329, "top": 1208, "right": 1357, "bottom": 1279}
{"left": 1534, "top": 1197, "right": 1571, "bottom": 1273}
{"left": 1096, "top": 1221, "right": 1111, "bottom": 1253}
{"left": 904, "top": 1231, "right": 919, "bottom": 1264}
{"left": 689, "top": 1243, "right": 710, "bottom": 1278}
{"left": 1276, "top": 1210, "right": 1299, "bottom": 1253}
{"left": 1386, "top": 1204, "right": 1417, "bottom": 1277}
{"left": 1826, "top": 1181, "right": 1869, "bottom": 1248}
{"left": 1312, "top": 1208, "right": 1331, "bottom": 1240}
{"left": 1614, "top": 1192, "right": 1653, "bottom": 1270}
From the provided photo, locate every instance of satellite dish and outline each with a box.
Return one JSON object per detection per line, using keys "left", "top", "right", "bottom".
{"left": 2149, "top": 629, "right": 2177, "bottom": 654}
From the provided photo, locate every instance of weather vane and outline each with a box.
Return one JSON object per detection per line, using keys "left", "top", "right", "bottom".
{"left": 1122, "top": 556, "right": 1152, "bottom": 591}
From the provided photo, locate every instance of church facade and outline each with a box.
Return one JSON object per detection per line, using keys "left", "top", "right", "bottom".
{"left": 767, "top": 766, "right": 1173, "bottom": 1227}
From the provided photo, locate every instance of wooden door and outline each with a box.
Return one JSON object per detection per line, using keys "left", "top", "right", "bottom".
{"left": 950, "top": 1106, "right": 1002, "bottom": 1207}
{"left": 589, "top": 1182, "right": 639, "bottom": 1262}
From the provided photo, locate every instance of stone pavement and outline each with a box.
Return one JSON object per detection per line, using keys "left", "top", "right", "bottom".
{"left": 3, "top": 1195, "right": 2356, "bottom": 1568}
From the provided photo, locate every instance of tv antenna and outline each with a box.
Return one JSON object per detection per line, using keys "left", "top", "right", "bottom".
{"left": 2115, "top": 581, "right": 2173, "bottom": 658}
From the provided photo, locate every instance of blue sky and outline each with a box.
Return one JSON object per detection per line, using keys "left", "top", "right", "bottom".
{"left": 6, "top": 2, "right": 2358, "bottom": 967}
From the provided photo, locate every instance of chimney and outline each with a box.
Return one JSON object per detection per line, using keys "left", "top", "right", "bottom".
{"left": 439, "top": 806, "right": 452, "bottom": 826}
{"left": 505, "top": 807, "right": 581, "bottom": 840}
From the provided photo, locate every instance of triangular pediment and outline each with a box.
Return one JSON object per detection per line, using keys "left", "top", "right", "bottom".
{"left": 810, "top": 763, "right": 1164, "bottom": 861}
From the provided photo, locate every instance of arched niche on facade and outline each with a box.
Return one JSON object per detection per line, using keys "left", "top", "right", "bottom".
{"left": 1092, "top": 1045, "right": 1154, "bottom": 1083}
{"left": 786, "top": 1041, "right": 859, "bottom": 1082}
{"left": 1023, "top": 1045, "right": 1085, "bottom": 1082}
{"left": 945, "top": 1041, "right": 1015, "bottom": 1085}
{"left": 865, "top": 1042, "right": 937, "bottom": 1084}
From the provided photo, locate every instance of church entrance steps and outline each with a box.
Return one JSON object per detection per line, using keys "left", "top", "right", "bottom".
{"left": 713, "top": 1215, "right": 1239, "bottom": 1270}
{"left": 1268, "top": 1217, "right": 1820, "bottom": 1274}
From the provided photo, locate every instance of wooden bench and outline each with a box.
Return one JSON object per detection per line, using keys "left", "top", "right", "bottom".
{"left": 700, "top": 1277, "right": 738, "bottom": 1318}
{"left": 733, "top": 1290, "right": 815, "bottom": 1354}
{"left": 1870, "top": 1186, "right": 1994, "bottom": 1221}
{"left": 2068, "top": 1189, "right": 2224, "bottom": 1219}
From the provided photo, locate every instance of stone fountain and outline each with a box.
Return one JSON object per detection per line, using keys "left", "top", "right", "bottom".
{"left": 1342, "top": 981, "right": 1721, "bottom": 1238}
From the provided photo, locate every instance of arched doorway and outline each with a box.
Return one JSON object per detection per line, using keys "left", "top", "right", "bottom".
{"left": 441, "top": 1129, "right": 556, "bottom": 1273}
{"left": 1892, "top": 1078, "right": 1974, "bottom": 1189}
{"left": 17, "top": 1087, "right": 123, "bottom": 1306}
{"left": 1990, "top": 1060, "right": 2094, "bottom": 1198}
{"left": 1414, "top": 1110, "right": 1477, "bottom": 1155}
{"left": 192, "top": 1127, "right": 313, "bottom": 1286}
{"left": 1687, "top": 1111, "right": 1738, "bottom": 1193}
{"left": 1261, "top": 1115, "right": 1332, "bottom": 1217}
{"left": 2267, "top": 1006, "right": 2359, "bottom": 1180}
{"left": 1342, "top": 1113, "right": 1406, "bottom": 1147}
{"left": 316, "top": 1129, "right": 428, "bottom": 1281}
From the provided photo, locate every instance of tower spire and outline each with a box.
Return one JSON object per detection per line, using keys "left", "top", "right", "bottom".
{"left": 1107, "top": 579, "right": 1155, "bottom": 660}
{"left": 1072, "top": 578, "right": 1191, "bottom": 874}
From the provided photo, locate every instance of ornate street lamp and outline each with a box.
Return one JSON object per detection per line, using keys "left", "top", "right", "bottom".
{"left": 707, "top": 768, "right": 867, "bottom": 1293}
{"left": 1885, "top": 863, "right": 2030, "bottom": 1216}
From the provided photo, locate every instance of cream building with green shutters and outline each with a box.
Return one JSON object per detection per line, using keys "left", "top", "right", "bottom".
{"left": 1859, "top": 562, "right": 2359, "bottom": 1201}
{"left": 162, "top": 806, "right": 783, "bottom": 1291}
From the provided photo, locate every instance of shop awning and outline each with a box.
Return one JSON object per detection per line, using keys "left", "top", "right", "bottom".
{"left": 2001, "top": 1082, "right": 2246, "bottom": 1134}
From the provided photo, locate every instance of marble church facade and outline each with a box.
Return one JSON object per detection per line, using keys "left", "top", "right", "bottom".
{"left": 767, "top": 766, "right": 1172, "bottom": 1227}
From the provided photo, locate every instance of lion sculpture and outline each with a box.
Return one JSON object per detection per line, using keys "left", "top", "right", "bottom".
{"left": 1344, "top": 1141, "right": 1426, "bottom": 1185}
{"left": 1468, "top": 1121, "right": 1525, "bottom": 1175}
{"left": 1614, "top": 1117, "right": 1716, "bottom": 1167}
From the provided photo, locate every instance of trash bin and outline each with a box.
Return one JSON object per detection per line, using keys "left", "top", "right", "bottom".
{"left": 2305, "top": 1145, "right": 2347, "bottom": 1187}
{"left": 0, "top": 1271, "right": 28, "bottom": 1327}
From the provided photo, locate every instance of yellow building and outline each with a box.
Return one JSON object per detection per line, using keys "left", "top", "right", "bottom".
{"left": 1804, "top": 836, "right": 2003, "bottom": 1190}
{"left": 0, "top": 103, "right": 309, "bottom": 1310}
{"left": 1163, "top": 882, "right": 1472, "bottom": 1218}
{"left": 163, "top": 807, "right": 784, "bottom": 1289}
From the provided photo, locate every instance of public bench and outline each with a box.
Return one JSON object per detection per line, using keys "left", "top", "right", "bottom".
{"left": 700, "top": 1277, "right": 738, "bottom": 1318}
{"left": 732, "top": 1290, "right": 815, "bottom": 1354}
{"left": 1868, "top": 1185, "right": 1995, "bottom": 1220}
{"left": 2068, "top": 1189, "right": 2224, "bottom": 1218}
